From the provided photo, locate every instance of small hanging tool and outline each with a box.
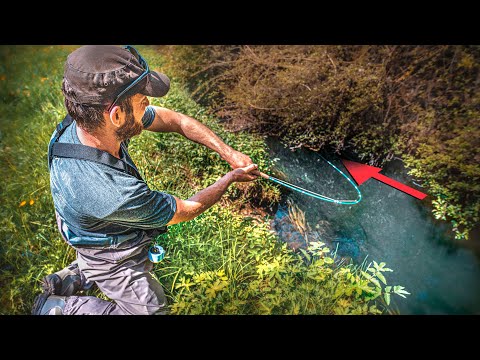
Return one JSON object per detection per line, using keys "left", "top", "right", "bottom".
{"left": 148, "top": 244, "right": 165, "bottom": 263}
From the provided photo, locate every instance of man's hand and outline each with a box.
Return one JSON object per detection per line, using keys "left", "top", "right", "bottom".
{"left": 224, "top": 149, "right": 254, "bottom": 169}
{"left": 229, "top": 164, "right": 260, "bottom": 183}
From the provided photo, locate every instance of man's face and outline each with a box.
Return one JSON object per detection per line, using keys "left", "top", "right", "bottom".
{"left": 115, "top": 94, "right": 150, "bottom": 142}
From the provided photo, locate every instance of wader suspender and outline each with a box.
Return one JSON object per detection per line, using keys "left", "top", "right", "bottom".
{"left": 48, "top": 114, "right": 167, "bottom": 239}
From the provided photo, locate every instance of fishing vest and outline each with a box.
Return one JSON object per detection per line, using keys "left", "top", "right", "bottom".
{"left": 48, "top": 114, "right": 167, "bottom": 246}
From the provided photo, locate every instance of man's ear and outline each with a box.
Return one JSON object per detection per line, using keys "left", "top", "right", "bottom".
{"left": 108, "top": 106, "right": 123, "bottom": 128}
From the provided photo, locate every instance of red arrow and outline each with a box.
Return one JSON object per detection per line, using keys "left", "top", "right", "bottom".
{"left": 341, "top": 159, "right": 427, "bottom": 200}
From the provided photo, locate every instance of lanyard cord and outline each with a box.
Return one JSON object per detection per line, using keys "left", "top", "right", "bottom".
{"left": 260, "top": 154, "right": 362, "bottom": 205}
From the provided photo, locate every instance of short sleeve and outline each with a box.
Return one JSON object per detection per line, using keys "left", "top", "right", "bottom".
{"left": 142, "top": 105, "right": 156, "bottom": 129}
{"left": 103, "top": 175, "right": 177, "bottom": 229}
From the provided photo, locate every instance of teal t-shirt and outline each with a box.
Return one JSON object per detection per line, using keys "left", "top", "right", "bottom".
{"left": 49, "top": 106, "right": 176, "bottom": 246}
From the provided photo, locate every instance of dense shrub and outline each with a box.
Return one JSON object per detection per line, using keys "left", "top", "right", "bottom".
{"left": 161, "top": 45, "right": 480, "bottom": 240}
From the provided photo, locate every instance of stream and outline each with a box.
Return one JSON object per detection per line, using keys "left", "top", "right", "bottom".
{"left": 267, "top": 139, "right": 480, "bottom": 315}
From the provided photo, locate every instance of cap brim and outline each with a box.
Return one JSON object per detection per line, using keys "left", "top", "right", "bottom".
{"left": 141, "top": 70, "right": 170, "bottom": 98}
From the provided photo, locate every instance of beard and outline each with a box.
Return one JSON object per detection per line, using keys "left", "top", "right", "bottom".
{"left": 115, "top": 112, "right": 143, "bottom": 142}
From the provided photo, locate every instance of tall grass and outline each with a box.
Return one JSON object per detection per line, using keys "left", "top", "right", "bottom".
{"left": 0, "top": 46, "right": 79, "bottom": 313}
{"left": 0, "top": 46, "right": 407, "bottom": 315}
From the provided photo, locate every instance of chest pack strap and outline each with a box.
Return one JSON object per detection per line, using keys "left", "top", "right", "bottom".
{"left": 48, "top": 114, "right": 143, "bottom": 181}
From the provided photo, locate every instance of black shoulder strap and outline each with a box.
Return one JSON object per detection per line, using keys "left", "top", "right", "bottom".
{"left": 48, "top": 115, "right": 73, "bottom": 170}
{"left": 48, "top": 115, "right": 144, "bottom": 181}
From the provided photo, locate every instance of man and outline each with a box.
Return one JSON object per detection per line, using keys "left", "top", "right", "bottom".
{"left": 32, "top": 45, "right": 259, "bottom": 315}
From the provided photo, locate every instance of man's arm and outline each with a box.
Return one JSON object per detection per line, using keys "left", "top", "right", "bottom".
{"left": 145, "top": 105, "right": 253, "bottom": 169}
{"left": 167, "top": 164, "right": 259, "bottom": 225}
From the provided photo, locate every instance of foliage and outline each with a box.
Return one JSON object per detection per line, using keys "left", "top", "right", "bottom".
{"left": 0, "top": 46, "right": 80, "bottom": 314}
{"left": 156, "top": 207, "right": 406, "bottom": 315}
{"left": 162, "top": 45, "right": 480, "bottom": 240}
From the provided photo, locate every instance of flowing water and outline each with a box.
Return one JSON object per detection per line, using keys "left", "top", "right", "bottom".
{"left": 267, "top": 139, "right": 480, "bottom": 314}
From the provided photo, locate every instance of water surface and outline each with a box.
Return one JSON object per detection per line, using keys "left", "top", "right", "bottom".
{"left": 267, "top": 139, "right": 480, "bottom": 314}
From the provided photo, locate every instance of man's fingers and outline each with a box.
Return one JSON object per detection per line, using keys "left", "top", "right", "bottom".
{"left": 244, "top": 163, "right": 259, "bottom": 173}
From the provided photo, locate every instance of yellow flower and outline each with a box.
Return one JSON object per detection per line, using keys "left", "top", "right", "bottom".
{"left": 29, "top": 199, "right": 34, "bottom": 206}
{"left": 19, "top": 200, "right": 27, "bottom": 207}
{"left": 337, "top": 299, "right": 351, "bottom": 308}
{"left": 40, "top": 77, "right": 48, "bottom": 82}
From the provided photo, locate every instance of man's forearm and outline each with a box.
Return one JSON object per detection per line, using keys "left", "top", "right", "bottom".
{"left": 167, "top": 164, "right": 258, "bottom": 226}
{"left": 188, "top": 173, "right": 233, "bottom": 213}
{"left": 177, "top": 113, "right": 233, "bottom": 161}
{"left": 169, "top": 173, "right": 234, "bottom": 224}
{"left": 149, "top": 106, "right": 253, "bottom": 169}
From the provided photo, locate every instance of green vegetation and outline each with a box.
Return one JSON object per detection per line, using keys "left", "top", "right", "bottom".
{"left": 160, "top": 212, "right": 408, "bottom": 314}
{"left": 0, "top": 45, "right": 407, "bottom": 315}
{"left": 161, "top": 45, "right": 480, "bottom": 241}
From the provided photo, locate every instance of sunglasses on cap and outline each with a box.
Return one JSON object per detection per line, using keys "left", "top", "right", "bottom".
{"left": 107, "top": 45, "right": 150, "bottom": 113}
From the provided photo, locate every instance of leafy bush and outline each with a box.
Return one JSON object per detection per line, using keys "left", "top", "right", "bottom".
{"left": 162, "top": 45, "right": 480, "bottom": 240}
